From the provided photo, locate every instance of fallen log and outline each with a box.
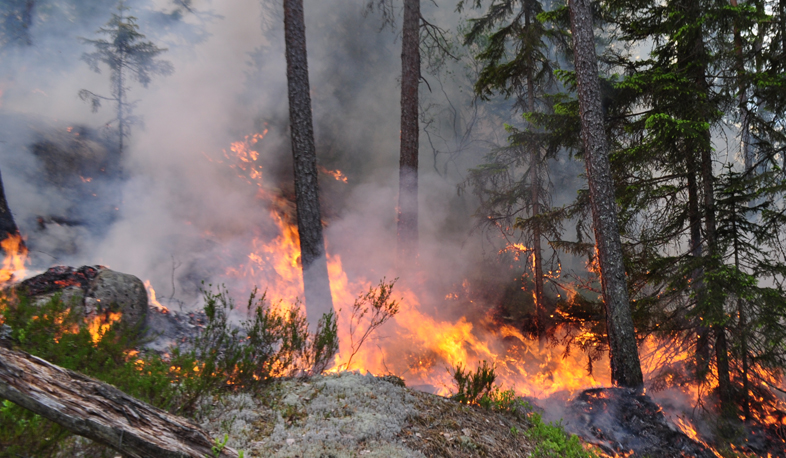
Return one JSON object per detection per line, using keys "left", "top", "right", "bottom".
{"left": 0, "top": 345, "right": 238, "bottom": 458}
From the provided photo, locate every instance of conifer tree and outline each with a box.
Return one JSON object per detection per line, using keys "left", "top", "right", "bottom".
{"left": 567, "top": 0, "right": 643, "bottom": 388}
{"left": 460, "top": 0, "right": 564, "bottom": 339}
{"left": 283, "top": 0, "right": 335, "bottom": 328}
{"left": 603, "top": 0, "right": 786, "bottom": 418}
{"left": 79, "top": 1, "right": 173, "bottom": 156}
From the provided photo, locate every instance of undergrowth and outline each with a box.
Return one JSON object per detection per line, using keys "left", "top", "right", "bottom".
{"left": 451, "top": 362, "right": 598, "bottom": 458}
{"left": 0, "top": 284, "right": 337, "bottom": 457}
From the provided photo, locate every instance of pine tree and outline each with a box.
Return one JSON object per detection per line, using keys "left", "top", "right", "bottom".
{"left": 283, "top": 0, "right": 335, "bottom": 328}
{"left": 79, "top": 0, "right": 173, "bottom": 156}
{"left": 397, "top": 0, "right": 421, "bottom": 265}
{"left": 568, "top": 0, "right": 643, "bottom": 388}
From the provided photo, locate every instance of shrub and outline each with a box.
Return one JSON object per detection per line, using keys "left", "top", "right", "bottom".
{"left": 0, "top": 284, "right": 338, "bottom": 454}
{"left": 450, "top": 360, "right": 496, "bottom": 405}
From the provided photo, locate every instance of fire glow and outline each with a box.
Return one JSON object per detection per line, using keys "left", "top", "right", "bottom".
{"left": 0, "top": 234, "right": 27, "bottom": 286}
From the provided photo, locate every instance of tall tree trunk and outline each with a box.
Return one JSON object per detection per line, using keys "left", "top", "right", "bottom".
{"left": 687, "top": 155, "right": 710, "bottom": 380}
{"left": 730, "top": 0, "right": 751, "bottom": 421}
{"left": 525, "top": 5, "right": 545, "bottom": 340}
{"left": 0, "top": 170, "right": 24, "bottom": 249}
{"left": 283, "top": 0, "right": 334, "bottom": 328}
{"left": 567, "top": 0, "right": 643, "bottom": 388}
{"left": 397, "top": 0, "right": 420, "bottom": 265}
{"left": 21, "top": 0, "right": 34, "bottom": 45}
{"left": 732, "top": 213, "right": 751, "bottom": 421}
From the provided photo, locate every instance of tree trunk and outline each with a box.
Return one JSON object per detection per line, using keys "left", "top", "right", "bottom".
{"left": 21, "top": 0, "right": 34, "bottom": 45}
{"left": 283, "top": 0, "right": 334, "bottom": 328}
{"left": 687, "top": 156, "right": 710, "bottom": 380}
{"left": 0, "top": 346, "right": 237, "bottom": 458}
{"left": 0, "top": 169, "right": 23, "bottom": 247}
{"left": 397, "top": 0, "right": 420, "bottom": 264}
{"left": 567, "top": 0, "right": 643, "bottom": 388}
{"left": 525, "top": 5, "right": 545, "bottom": 340}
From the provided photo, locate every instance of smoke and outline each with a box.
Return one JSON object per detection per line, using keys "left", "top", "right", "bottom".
{"left": 0, "top": 0, "right": 602, "bottom": 403}
{"left": 0, "top": 0, "right": 501, "bottom": 304}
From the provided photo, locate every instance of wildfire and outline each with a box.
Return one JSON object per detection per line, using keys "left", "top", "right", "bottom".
{"left": 318, "top": 166, "right": 348, "bottom": 183}
{"left": 0, "top": 234, "right": 28, "bottom": 286}
{"left": 86, "top": 311, "right": 123, "bottom": 344}
{"left": 144, "top": 280, "right": 169, "bottom": 313}
{"left": 213, "top": 133, "right": 786, "bottom": 455}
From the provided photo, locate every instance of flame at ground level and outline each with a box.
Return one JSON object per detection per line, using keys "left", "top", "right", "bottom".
{"left": 0, "top": 234, "right": 27, "bottom": 287}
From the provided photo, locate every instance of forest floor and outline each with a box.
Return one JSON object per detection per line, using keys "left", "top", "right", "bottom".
{"left": 198, "top": 372, "right": 545, "bottom": 458}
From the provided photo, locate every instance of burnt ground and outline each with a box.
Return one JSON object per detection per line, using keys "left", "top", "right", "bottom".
{"left": 562, "top": 387, "right": 716, "bottom": 457}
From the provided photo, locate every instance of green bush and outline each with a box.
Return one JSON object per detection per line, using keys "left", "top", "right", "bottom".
{"left": 451, "top": 361, "right": 597, "bottom": 458}
{"left": 0, "top": 284, "right": 338, "bottom": 455}
{"left": 450, "top": 360, "right": 496, "bottom": 405}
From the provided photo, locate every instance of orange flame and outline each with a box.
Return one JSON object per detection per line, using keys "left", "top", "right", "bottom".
{"left": 86, "top": 311, "right": 123, "bottom": 344}
{"left": 0, "top": 234, "right": 27, "bottom": 286}
{"left": 318, "top": 166, "right": 348, "bottom": 183}
{"left": 144, "top": 280, "right": 169, "bottom": 313}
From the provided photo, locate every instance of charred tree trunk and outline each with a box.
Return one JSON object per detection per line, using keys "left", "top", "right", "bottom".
{"left": 525, "top": 6, "right": 546, "bottom": 341}
{"left": 0, "top": 346, "right": 237, "bottom": 458}
{"left": 0, "top": 170, "right": 24, "bottom": 248}
{"left": 283, "top": 0, "right": 334, "bottom": 327}
{"left": 397, "top": 0, "right": 420, "bottom": 265}
{"left": 567, "top": 0, "right": 643, "bottom": 388}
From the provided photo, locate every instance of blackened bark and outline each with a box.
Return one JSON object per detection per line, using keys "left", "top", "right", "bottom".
{"left": 0, "top": 170, "right": 23, "bottom": 246}
{"left": 567, "top": 0, "right": 643, "bottom": 388}
{"left": 283, "top": 0, "right": 334, "bottom": 326}
{"left": 397, "top": 0, "right": 420, "bottom": 264}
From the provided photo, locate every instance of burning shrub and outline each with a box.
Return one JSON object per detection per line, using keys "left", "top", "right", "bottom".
{"left": 0, "top": 283, "right": 337, "bottom": 455}
{"left": 343, "top": 277, "right": 400, "bottom": 370}
{"left": 174, "top": 284, "right": 338, "bottom": 413}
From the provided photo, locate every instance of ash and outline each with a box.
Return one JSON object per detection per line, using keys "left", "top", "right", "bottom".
{"left": 562, "top": 387, "right": 715, "bottom": 457}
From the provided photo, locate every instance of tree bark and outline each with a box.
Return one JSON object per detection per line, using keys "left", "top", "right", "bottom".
{"left": 0, "top": 169, "right": 23, "bottom": 247}
{"left": 525, "top": 5, "right": 545, "bottom": 340}
{"left": 0, "top": 346, "right": 237, "bottom": 458}
{"left": 283, "top": 0, "right": 334, "bottom": 328}
{"left": 688, "top": 160, "right": 711, "bottom": 380}
{"left": 567, "top": 0, "right": 643, "bottom": 388}
{"left": 397, "top": 0, "right": 421, "bottom": 265}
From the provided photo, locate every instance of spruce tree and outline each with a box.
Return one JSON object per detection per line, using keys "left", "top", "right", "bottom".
{"left": 79, "top": 0, "right": 173, "bottom": 157}
{"left": 461, "top": 0, "right": 565, "bottom": 339}
{"left": 603, "top": 0, "right": 786, "bottom": 418}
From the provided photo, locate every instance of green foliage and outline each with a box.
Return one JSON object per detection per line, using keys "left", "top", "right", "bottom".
{"left": 450, "top": 360, "right": 496, "bottom": 405}
{"left": 450, "top": 362, "right": 596, "bottom": 457}
{"left": 210, "top": 434, "right": 229, "bottom": 457}
{"left": 526, "top": 412, "right": 597, "bottom": 458}
{"left": 0, "top": 284, "right": 339, "bottom": 453}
